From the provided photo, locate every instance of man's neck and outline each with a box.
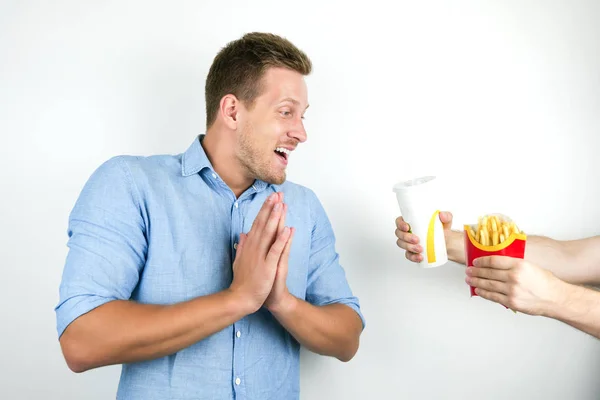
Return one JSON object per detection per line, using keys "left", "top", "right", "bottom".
{"left": 201, "top": 130, "right": 254, "bottom": 198}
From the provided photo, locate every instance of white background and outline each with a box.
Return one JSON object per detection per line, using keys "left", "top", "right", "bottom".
{"left": 2, "top": 0, "right": 600, "bottom": 399}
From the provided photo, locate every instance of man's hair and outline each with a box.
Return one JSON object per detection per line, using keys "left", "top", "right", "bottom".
{"left": 205, "top": 32, "right": 312, "bottom": 129}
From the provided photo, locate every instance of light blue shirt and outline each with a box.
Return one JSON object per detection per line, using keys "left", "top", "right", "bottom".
{"left": 55, "top": 135, "right": 365, "bottom": 400}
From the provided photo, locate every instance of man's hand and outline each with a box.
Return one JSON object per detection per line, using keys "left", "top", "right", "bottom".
{"left": 466, "top": 255, "right": 563, "bottom": 316}
{"left": 395, "top": 211, "right": 454, "bottom": 263}
{"left": 229, "top": 192, "right": 292, "bottom": 314}
{"left": 264, "top": 193, "right": 296, "bottom": 313}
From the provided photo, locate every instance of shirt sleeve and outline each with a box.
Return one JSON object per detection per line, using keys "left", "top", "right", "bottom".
{"left": 54, "top": 156, "right": 147, "bottom": 338}
{"left": 304, "top": 190, "right": 366, "bottom": 330}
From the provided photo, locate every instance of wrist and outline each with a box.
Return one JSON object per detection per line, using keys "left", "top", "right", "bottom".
{"left": 540, "top": 276, "right": 573, "bottom": 319}
{"left": 267, "top": 291, "right": 297, "bottom": 316}
{"left": 225, "top": 288, "right": 259, "bottom": 316}
{"left": 446, "top": 230, "right": 465, "bottom": 264}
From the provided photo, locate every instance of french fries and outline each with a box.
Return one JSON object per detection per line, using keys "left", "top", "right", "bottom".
{"left": 464, "top": 214, "right": 527, "bottom": 310}
{"left": 467, "top": 214, "right": 523, "bottom": 247}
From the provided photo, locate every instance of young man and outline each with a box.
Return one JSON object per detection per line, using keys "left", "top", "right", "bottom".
{"left": 56, "top": 32, "right": 365, "bottom": 399}
{"left": 395, "top": 212, "right": 600, "bottom": 339}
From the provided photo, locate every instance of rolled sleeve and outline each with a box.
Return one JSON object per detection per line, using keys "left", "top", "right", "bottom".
{"left": 55, "top": 156, "right": 147, "bottom": 337}
{"left": 305, "top": 191, "right": 366, "bottom": 330}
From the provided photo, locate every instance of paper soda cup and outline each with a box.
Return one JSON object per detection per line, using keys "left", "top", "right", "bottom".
{"left": 464, "top": 213, "right": 527, "bottom": 297}
{"left": 392, "top": 176, "right": 448, "bottom": 268}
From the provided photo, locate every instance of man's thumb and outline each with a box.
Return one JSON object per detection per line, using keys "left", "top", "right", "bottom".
{"left": 440, "top": 211, "right": 453, "bottom": 228}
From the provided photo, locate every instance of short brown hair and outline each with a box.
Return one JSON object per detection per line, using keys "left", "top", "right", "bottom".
{"left": 205, "top": 32, "right": 312, "bottom": 129}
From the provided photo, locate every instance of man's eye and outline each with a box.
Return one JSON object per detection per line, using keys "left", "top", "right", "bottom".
{"left": 280, "top": 110, "right": 292, "bottom": 117}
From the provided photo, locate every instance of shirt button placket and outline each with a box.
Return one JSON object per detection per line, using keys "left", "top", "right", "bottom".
{"left": 231, "top": 198, "right": 245, "bottom": 397}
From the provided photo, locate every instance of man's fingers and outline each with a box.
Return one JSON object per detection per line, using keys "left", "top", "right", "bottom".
{"left": 250, "top": 193, "right": 277, "bottom": 234}
{"left": 260, "top": 200, "right": 285, "bottom": 251}
{"left": 466, "top": 267, "right": 509, "bottom": 282}
{"left": 396, "top": 235, "right": 422, "bottom": 252}
{"left": 395, "top": 218, "right": 423, "bottom": 262}
{"left": 395, "top": 217, "right": 414, "bottom": 234}
{"left": 475, "top": 288, "right": 509, "bottom": 307}
{"left": 405, "top": 251, "right": 423, "bottom": 263}
{"left": 266, "top": 226, "right": 291, "bottom": 265}
{"left": 395, "top": 216, "right": 408, "bottom": 230}
{"left": 395, "top": 229, "right": 419, "bottom": 245}
{"left": 277, "top": 202, "right": 287, "bottom": 236}
{"left": 278, "top": 227, "right": 294, "bottom": 265}
{"left": 473, "top": 256, "right": 519, "bottom": 270}
{"left": 467, "top": 276, "right": 508, "bottom": 295}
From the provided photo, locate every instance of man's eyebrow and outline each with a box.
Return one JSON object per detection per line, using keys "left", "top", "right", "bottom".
{"left": 278, "top": 97, "right": 309, "bottom": 109}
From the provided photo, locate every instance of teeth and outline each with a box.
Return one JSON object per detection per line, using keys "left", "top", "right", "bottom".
{"left": 275, "top": 147, "right": 291, "bottom": 155}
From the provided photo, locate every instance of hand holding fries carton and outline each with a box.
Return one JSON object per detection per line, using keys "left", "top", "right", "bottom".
{"left": 464, "top": 214, "right": 527, "bottom": 297}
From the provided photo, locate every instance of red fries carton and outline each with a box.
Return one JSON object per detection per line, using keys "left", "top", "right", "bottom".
{"left": 464, "top": 214, "right": 527, "bottom": 298}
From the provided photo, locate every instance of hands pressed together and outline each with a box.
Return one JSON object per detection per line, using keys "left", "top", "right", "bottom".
{"left": 229, "top": 192, "right": 296, "bottom": 314}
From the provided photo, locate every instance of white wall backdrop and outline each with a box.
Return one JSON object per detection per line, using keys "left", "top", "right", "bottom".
{"left": 2, "top": 0, "right": 600, "bottom": 399}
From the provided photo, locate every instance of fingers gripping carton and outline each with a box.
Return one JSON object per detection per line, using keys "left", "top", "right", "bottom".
{"left": 464, "top": 214, "right": 527, "bottom": 297}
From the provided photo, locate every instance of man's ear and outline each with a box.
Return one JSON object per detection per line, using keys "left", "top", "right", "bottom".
{"left": 219, "top": 94, "right": 240, "bottom": 130}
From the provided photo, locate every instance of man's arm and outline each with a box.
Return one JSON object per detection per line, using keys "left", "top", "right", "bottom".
{"left": 448, "top": 230, "right": 600, "bottom": 285}
{"left": 60, "top": 291, "right": 250, "bottom": 373}
{"left": 525, "top": 235, "right": 600, "bottom": 285}
{"left": 269, "top": 190, "right": 365, "bottom": 362}
{"left": 467, "top": 255, "right": 600, "bottom": 339}
{"left": 269, "top": 295, "right": 363, "bottom": 362}
{"left": 397, "top": 213, "right": 600, "bottom": 285}
{"left": 547, "top": 280, "right": 600, "bottom": 339}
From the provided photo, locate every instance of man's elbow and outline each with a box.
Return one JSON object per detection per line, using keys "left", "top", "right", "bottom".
{"left": 337, "top": 336, "right": 360, "bottom": 363}
{"left": 65, "top": 358, "right": 90, "bottom": 374}
{"left": 338, "top": 350, "right": 357, "bottom": 363}
{"left": 59, "top": 330, "right": 95, "bottom": 373}
{"left": 336, "top": 310, "right": 363, "bottom": 362}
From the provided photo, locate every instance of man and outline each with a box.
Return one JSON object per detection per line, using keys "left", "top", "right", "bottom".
{"left": 395, "top": 212, "right": 600, "bottom": 339}
{"left": 55, "top": 32, "right": 365, "bottom": 399}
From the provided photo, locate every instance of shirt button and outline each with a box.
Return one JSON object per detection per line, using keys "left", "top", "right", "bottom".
{"left": 234, "top": 202, "right": 238, "bottom": 208}
{"left": 236, "top": 330, "right": 241, "bottom": 338}
{"left": 212, "top": 173, "right": 217, "bottom": 179}
{"left": 235, "top": 377, "right": 241, "bottom": 385}
{"left": 233, "top": 242, "right": 238, "bottom": 250}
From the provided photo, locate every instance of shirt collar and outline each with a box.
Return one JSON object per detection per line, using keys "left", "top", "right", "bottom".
{"left": 181, "top": 134, "right": 274, "bottom": 193}
{"left": 181, "top": 134, "right": 212, "bottom": 177}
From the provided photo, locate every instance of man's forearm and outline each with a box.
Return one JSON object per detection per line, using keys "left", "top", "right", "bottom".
{"left": 446, "top": 230, "right": 466, "bottom": 264}
{"left": 447, "top": 230, "right": 600, "bottom": 285}
{"left": 545, "top": 280, "right": 600, "bottom": 339}
{"left": 268, "top": 295, "right": 363, "bottom": 362}
{"left": 60, "top": 290, "right": 251, "bottom": 372}
{"left": 445, "top": 230, "right": 573, "bottom": 269}
{"left": 525, "top": 235, "right": 600, "bottom": 285}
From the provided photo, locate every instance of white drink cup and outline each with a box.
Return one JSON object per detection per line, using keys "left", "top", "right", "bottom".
{"left": 392, "top": 176, "right": 448, "bottom": 268}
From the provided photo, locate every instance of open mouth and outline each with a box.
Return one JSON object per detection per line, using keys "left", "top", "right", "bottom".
{"left": 274, "top": 147, "right": 291, "bottom": 162}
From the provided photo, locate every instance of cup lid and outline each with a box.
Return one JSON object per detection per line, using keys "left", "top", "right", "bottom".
{"left": 392, "top": 176, "right": 436, "bottom": 192}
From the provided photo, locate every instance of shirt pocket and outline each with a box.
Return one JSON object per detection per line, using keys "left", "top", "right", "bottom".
{"left": 137, "top": 244, "right": 231, "bottom": 304}
{"left": 180, "top": 245, "right": 232, "bottom": 297}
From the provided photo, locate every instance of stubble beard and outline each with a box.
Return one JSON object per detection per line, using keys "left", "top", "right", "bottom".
{"left": 236, "top": 123, "right": 286, "bottom": 185}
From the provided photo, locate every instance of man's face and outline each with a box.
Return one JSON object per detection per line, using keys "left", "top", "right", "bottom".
{"left": 235, "top": 67, "right": 309, "bottom": 185}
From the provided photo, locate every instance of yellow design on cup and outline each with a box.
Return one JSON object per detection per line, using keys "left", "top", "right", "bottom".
{"left": 426, "top": 210, "right": 440, "bottom": 263}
